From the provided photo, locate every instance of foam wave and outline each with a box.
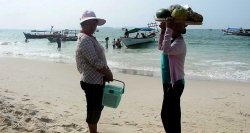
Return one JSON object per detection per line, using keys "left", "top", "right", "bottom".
{"left": 211, "top": 61, "right": 247, "bottom": 66}
{"left": 111, "top": 67, "right": 161, "bottom": 77}
{"left": 0, "top": 42, "right": 11, "bottom": 45}
{"left": 186, "top": 69, "right": 250, "bottom": 82}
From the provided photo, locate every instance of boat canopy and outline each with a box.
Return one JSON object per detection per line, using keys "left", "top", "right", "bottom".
{"left": 127, "top": 27, "right": 154, "bottom": 34}
{"left": 31, "top": 30, "right": 51, "bottom": 32}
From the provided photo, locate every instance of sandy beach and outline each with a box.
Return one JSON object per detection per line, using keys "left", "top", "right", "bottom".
{"left": 0, "top": 57, "right": 250, "bottom": 133}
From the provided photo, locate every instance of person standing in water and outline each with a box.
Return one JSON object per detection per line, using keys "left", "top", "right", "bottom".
{"left": 56, "top": 35, "right": 61, "bottom": 50}
{"left": 105, "top": 37, "right": 109, "bottom": 49}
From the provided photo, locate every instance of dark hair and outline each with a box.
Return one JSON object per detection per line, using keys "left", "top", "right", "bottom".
{"left": 80, "top": 22, "right": 85, "bottom": 27}
{"left": 80, "top": 19, "right": 98, "bottom": 27}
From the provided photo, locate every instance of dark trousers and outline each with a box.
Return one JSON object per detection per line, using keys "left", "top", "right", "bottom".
{"left": 80, "top": 81, "right": 104, "bottom": 124}
{"left": 161, "top": 80, "right": 185, "bottom": 133}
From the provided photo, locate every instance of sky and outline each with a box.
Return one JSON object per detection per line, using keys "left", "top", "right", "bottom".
{"left": 0, "top": 0, "right": 250, "bottom": 30}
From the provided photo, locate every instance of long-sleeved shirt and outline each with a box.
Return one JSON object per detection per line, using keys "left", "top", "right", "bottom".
{"left": 75, "top": 33, "right": 107, "bottom": 85}
{"left": 158, "top": 28, "right": 186, "bottom": 84}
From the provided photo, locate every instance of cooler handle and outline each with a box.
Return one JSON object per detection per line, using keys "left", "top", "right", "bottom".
{"left": 113, "top": 79, "right": 125, "bottom": 93}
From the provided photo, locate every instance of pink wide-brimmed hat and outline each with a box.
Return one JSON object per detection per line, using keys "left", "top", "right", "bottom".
{"left": 80, "top": 10, "right": 106, "bottom": 26}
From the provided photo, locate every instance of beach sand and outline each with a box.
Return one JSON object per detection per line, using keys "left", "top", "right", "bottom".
{"left": 0, "top": 57, "right": 250, "bottom": 133}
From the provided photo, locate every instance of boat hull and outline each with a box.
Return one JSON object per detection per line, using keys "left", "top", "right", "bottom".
{"left": 120, "top": 37, "right": 155, "bottom": 47}
{"left": 222, "top": 28, "right": 250, "bottom": 36}
{"left": 47, "top": 36, "right": 78, "bottom": 43}
{"left": 223, "top": 32, "right": 250, "bottom": 36}
{"left": 23, "top": 32, "right": 54, "bottom": 39}
{"left": 233, "top": 33, "right": 250, "bottom": 36}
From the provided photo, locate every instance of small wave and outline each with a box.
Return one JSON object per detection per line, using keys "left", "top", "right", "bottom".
{"left": 186, "top": 69, "right": 250, "bottom": 82}
{"left": 111, "top": 67, "right": 161, "bottom": 77}
{"left": 188, "top": 42, "right": 200, "bottom": 45}
{"left": 3, "top": 51, "right": 13, "bottom": 55}
{"left": 99, "top": 41, "right": 106, "bottom": 43}
{"left": 192, "top": 62, "right": 207, "bottom": 66}
{"left": 0, "top": 42, "right": 11, "bottom": 45}
{"left": 212, "top": 61, "right": 247, "bottom": 66}
{"left": 204, "top": 59, "right": 221, "bottom": 63}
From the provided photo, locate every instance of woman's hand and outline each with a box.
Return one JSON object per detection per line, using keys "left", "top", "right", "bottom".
{"left": 98, "top": 66, "right": 113, "bottom": 82}
{"left": 105, "top": 68, "right": 113, "bottom": 82}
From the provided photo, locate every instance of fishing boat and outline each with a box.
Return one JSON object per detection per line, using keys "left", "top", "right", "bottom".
{"left": 222, "top": 28, "right": 250, "bottom": 36}
{"left": 47, "top": 36, "right": 78, "bottom": 42}
{"left": 120, "top": 25, "right": 158, "bottom": 47}
{"left": 119, "top": 34, "right": 155, "bottom": 47}
{"left": 47, "top": 29, "right": 79, "bottom": 43}
{"left": 23, "top": 26, "right": 55, "bottom": 39}
{"left": 23, "top": 30, "right": 54, "bottom": 39}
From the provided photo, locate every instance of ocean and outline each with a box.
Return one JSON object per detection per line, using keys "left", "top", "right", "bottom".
{"left": 0, "top": 28, "right": 250, "bottom": 82}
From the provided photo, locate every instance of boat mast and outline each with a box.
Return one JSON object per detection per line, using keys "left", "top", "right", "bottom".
{"left": 50, "top": 25, "right": 54, "bottom": 34}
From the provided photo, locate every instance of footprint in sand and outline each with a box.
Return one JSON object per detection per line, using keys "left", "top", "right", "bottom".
{"left": 62, "top": 123, "right": 83, "bottom": 132}
{"left": 37, "top": 116, "right": 54, "bottom": 123}
{"left": 154, "top": 115, "right": 159, "bottom": 119}
{"left": 142, "top": 113, "right": 149, "bottom": 117}
{"left": 239, "top": 111, "right": 250, "bottom": 118}
{"left": 111, "top": 122, "right": 122, "bottom": 126}
{"left": 38, "top": 101, "right": 50, "bottom": 104}
{"left": 2, "top": 118, "right": 12, "bottom": 126}
{"left": 25, "top": 117, "right": 32, "bottom": 122}
{"left": 6, "top": 97, "right": 15, "bottom": 100}
{"left": 29, "top": 110, "right": 39, "bottom": 116}
{"left": 137, "top": 128, "right": 143, "bottom": 132}
{"left": 22, "top": 98, "right": 30, "bottom": 101}
{"left": 64, "top": 111, "right": 70, "bottom": 113}
{"left": 2, "top": 107, "right": 13, "bottom": 113}
{"left": 36, "top": 129, "right": 46, "bottom": 133}
{"left": 14, "top": 110, "right": 23, "bottom": 116}
{"left": 4, "top": 89, "right": 14, "bottom": 93}
{"left": 44, "top": 102, "right": 50, "bottom": 105}
{"left": 233, "top": 92, "right": 245, "bottom": 96}
{"left": 119, "top": 111, "right": 126, "bottom": 114}
{"left": 213, "top": 97, "right": 226, "bottom": 100}
{"left": 124, "top": 121, "right": 138, "bottom": 126}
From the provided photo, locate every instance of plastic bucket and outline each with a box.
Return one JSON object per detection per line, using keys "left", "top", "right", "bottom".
{"left": 102, "top": 79, "right": 125, "bottom": 108}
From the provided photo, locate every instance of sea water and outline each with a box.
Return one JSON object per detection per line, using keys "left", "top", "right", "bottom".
{"left": 0, "top": 28, "right": 250, "bottom": 82}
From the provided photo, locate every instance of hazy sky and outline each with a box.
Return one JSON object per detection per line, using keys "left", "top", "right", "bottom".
{"left": 0, "top": 0, "right": 250, "bottom": 30}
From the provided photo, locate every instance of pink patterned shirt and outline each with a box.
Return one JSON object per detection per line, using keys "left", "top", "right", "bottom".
{"left": 158, "top": 28, "right": 186, "bottom": 84}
